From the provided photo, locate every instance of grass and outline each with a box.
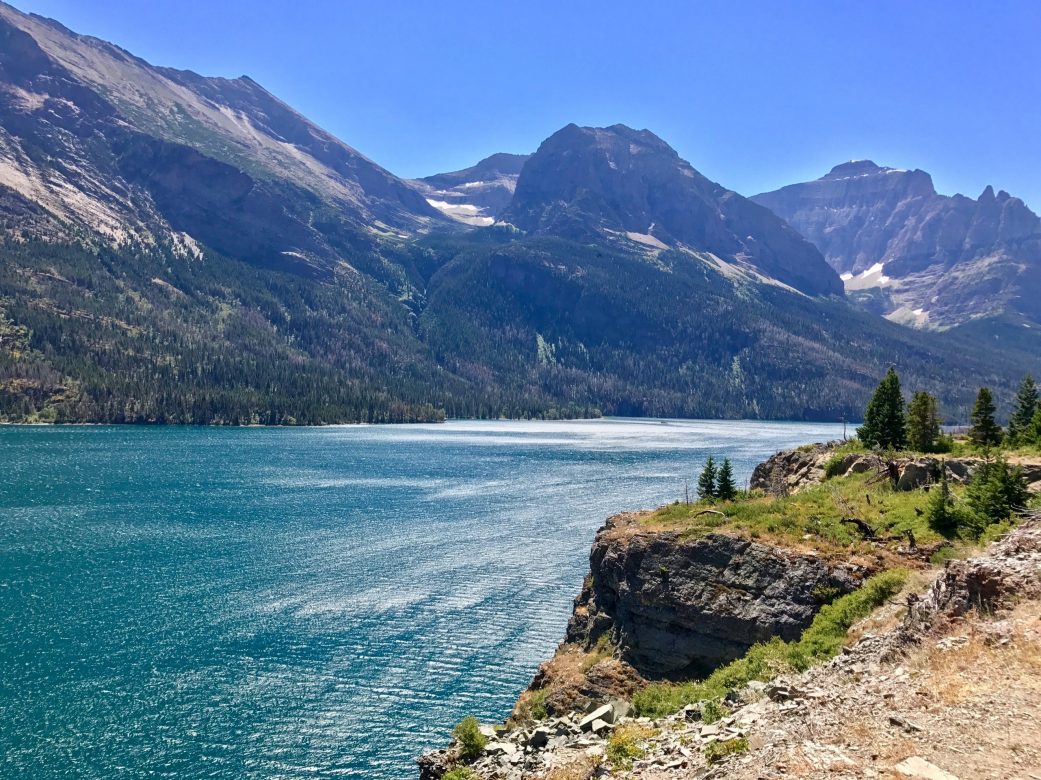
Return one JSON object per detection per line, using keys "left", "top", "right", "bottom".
{"left": 631, "top": 568, "right": 909, "bottom": 717}
{"left": 823, "top": 435, "right": 1041, "bottom": 461}
{"left": 647, "top": 471, "right": 948, "bottom": 555}
{"left": 606, "top": 724, "right": 657, "bottom": 769}
{"left": 442, "top": 769, "right": 476, "bottom": 780}
{"left": 704, "top": 736, "right": 749, "bottom": 763}
{"left": 519, "top": 688, "right": 549, "bottom": 721}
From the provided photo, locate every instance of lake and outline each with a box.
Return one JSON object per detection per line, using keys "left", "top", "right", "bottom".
{"left": 0, "top": 419, "right": 843, "bottom": 779}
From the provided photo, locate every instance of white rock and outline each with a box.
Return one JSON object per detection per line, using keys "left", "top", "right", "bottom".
{"left": 894, "top": 756, "right": 959, "bottom": 780}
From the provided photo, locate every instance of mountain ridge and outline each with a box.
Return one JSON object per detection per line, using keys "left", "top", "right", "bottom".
{"left": 1, "top": 1, "right": 1039, "bottom": 425}
{"left": 753, "top": 159, "right": 1041, "bottom": 327}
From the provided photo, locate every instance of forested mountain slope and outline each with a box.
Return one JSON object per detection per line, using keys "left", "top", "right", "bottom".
{"left": 0, "top": 2, "right": 1036, "bottom": 424}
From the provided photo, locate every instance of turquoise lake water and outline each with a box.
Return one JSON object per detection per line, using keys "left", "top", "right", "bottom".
{"left": 0, "top": 418, "right": 844, "bottom": 779}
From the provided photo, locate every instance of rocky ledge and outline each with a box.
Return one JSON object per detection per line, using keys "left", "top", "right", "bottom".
{"left": 750, "top": 442, "right": 1041, "bottom": 495}
{"left": 564, "top": 514, "right": 869, "bottom": 678}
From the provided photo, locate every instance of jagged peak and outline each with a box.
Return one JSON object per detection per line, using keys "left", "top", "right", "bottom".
{"left": 823, "top": 160, "right": 884, "bottom": 179}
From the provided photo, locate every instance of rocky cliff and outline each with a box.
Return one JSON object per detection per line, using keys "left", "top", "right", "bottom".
{"left": 564, "top": 514, "right": 869, "bottom": 678}
{"left": 753, "top": 161, "right": 1041, "bottom": 327}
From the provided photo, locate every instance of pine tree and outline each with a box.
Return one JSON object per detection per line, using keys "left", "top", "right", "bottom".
{"left": 716, "top": 458, "right": 737, "bottom": 500}
{"left": 906, "top": 391, "right": 941, "bottom": 452}
{"left": 697, "top": 456, "right": 717, "bottom": 500}
{"left": 857, "top": 367, "right": 907, "bottom": 450}
{"left": 1031, "top": 408, "right": 1041, "bottom": 446}
{"left": 968, "top": 387, "right": 1003, "bottom": 448}
{"left": 926, "top": 464, "right": 961, "bottom": 538}
{"left": 1008, "top": 375, "right": 1037, "bottom": 445}
{"left": 966, "top": 456, "right": 1029, "bottom": 531}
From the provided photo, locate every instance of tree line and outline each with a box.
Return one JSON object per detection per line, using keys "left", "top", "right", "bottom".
{"left": 858, "top": 368, "right": 1040, "bottom": 452}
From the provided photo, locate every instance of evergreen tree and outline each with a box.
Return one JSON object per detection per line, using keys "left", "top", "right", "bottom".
{"left": 1008, "top": 375, "right": 1038, "bottom": 444}
{"left": 926, "top": 464, "right": 961, "bottom": 538}
{"left": 716, "top": 458, "right": 737, "bottom": 500}
{"left": 965, "top": 456, "right": 1029, "bottom": 531}
{"left": 857, "top": 367, "right": 907, "bottom": 450}
{"left": 968, "top": 387, "right": 1003, "bottom": 448}
{"left": 697, "top": 456, "right": 717, "bottom": 500}
{"left": 906, "top": 391, "right": 942, "bottom": 452}
{"left": 1031, "top": 407, "right": 1041, "bottom": 447}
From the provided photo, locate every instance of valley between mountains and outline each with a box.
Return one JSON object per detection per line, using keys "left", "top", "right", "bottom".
{"left": 1, "top": 0, "right": 1040, "bottom": 426}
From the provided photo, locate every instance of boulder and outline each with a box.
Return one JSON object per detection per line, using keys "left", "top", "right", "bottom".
{"left": 896, "top": 460, "right": 938, "bottom": 491}
{"left": 578, "top": 705, "right": 612, "bottom": 731}
{"left": 485, "top": 741, "right": 518, "bottom": 758}
{"left": 527, "top": 726, "right": 551, "bottom": 748}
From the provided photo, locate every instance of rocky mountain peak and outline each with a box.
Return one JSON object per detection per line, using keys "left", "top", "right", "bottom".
{"left": 824, "top": 160, "right": 884, "bottom": 178}
{"left": 501, "top": 123, "right": 843, "bottom": 296}
{"left": 753, "top": 161, "right": 1041, "bottom": 327}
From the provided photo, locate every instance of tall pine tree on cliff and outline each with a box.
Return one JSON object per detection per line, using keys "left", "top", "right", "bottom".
{"left": 1008, "top": 375, "right": 1037, "bottom": 445}
{"left": 906, "top": 391, "right": 942, "bottom": 452}
{"left": 697, "top": 457, "right": 717, "bottom": 500}
{"left": 857, "top": 368, "right": 907, "bottom": 450}
{"left": 969, "top": 387, "right": 1003, "bottom": 448}
{"left": 716, "top": 458, "right": 737, "bottom": 500}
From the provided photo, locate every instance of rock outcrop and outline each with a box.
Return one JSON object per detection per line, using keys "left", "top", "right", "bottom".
{"left": 750, "top": 442, "right": 1041, "bottom": 496}
{"left": 565, "top": 514, "right": 870, "bottom": 677}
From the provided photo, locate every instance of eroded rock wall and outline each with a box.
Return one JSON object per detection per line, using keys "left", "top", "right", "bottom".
{"left": 564, "top": 514, "right": 870, "bottom": 677}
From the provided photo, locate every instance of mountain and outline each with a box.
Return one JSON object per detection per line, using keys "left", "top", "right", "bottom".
{"left": 499, "top": 124, "right": 843, "bottom": 297}
{"left": 0, "top": 3, "right": 1037, "bottom": 425}
{"left": 0, "top": 1, "right": 444, "bottom": 280}
{"left": 753, "top": 161, "right": 1041, "bottom": 327}
{"left": 411, "top": 152, "right": 529, "bottom": 226}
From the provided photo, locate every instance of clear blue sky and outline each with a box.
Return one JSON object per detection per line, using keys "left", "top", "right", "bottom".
{"left": 12, "top": 0, "right": 1041, "bottom": 208}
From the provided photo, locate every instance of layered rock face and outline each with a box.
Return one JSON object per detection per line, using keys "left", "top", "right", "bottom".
{"left": 753, "top": 161, "right": 1041, "bottom": 326}
{"left": 499, "top": 123, "right": 843, "bottom": 297}
{"left": 565, "top": 514, "right": 869, "bottom": 677}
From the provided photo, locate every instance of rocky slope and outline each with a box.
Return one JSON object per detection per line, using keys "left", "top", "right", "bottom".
{"left": 499, "top": 124, "right": 843, "bottom": 297}
{"left": 420, "top": 515, "right": 1041, "bottom": 780}
{"left": 0, "top": 0, "right": 443, "bottom": 275}
{"left": 753, "top": 161, "right": 1041, "bottom": 327}
{"left": 411, "top": 153, "right": 529, "bottom": 226}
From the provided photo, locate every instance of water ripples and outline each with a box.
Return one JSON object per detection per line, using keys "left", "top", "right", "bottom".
{"left": 0, "top": 418, "right": 843, "bottom": 779}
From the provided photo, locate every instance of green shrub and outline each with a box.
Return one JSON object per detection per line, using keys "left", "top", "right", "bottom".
{"left": 965, "top": 457, "right": 1029, "bottom": 533}
{"left": 704, "top": 736, "right": 749, "bottom": 763}
{"left": 452, "top": 715, "right": 487, "bottom": 759}
{"left": 978, "top": 520, "right": 1014, "bottom": 547}
{"left": 701, "top": 700, "right": 727, "bottom": 724}
{"left": 443, "top": 768, "right": 476, "bottom": 780}
{"left": 606, "top": 724, "right": 655, "bottom": 769}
